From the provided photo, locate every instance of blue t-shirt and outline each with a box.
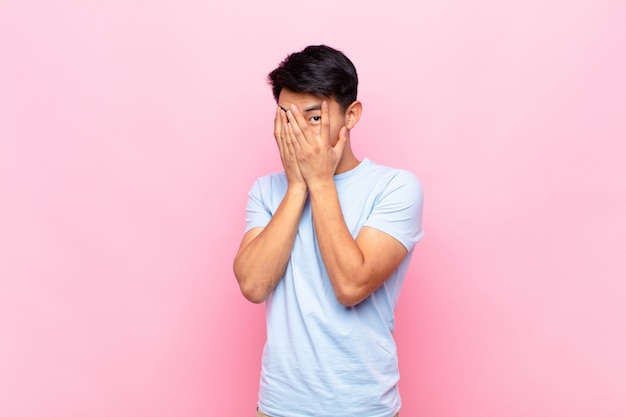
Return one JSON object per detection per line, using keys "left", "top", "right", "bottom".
{"left": 245, "top": 158, "right": 424, "bottom": 417}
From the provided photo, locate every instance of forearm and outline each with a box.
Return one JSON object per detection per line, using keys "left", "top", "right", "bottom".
{"left": 233, "top": 186, "right": 307, "bottom": 303}
{"left": 308, "top": 180, "right": 367, "bottom": 306}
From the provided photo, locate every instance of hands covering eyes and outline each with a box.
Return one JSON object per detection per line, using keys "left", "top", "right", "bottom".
{"left": 273, "top": 101, "right": 348, "bottom": 189}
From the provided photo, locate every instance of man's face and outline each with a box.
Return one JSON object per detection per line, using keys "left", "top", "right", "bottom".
{"left": 277, "top": 89, "right": 346, "bottom": 146}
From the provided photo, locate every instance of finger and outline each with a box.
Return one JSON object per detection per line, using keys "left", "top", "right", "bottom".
{"left": 276, "top": 108, "right": 291, "bottom": 158}
{"left": 321, "top": 100, "right": 330, "bottom": 146}
{"left": 287, "top": 105, "right": 311, "bottom": 144}
{"left": 275, "top": 107, "right": 290, "bottom": 162}
{"left": 279, "top": 108, "right": 288, "bottom": 136}
{"left": 286, "top": 116, "right": 304, "bottom": 155}
{"left": 280, "top": 112, "right": 301, "bottom": 169}
{"left": 334, "top": 125, "right": 348, "bottom": 155}
{"left": 284, "top": 128, "right": 298, "bottom": 159}
{"left": 274, "top": 106, "right": 282, "bottom": 141}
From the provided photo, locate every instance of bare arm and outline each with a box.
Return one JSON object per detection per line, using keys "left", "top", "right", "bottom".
{"left": 286, "top": 102, "right": 408, "bottom": 306}
{"left": 233, "top": 107, "right": 307, "bottom": 303}
{"left": 233, "top": 186, "right": 307, "bottom": 303}
{"left": 308, "top": 180, "right": 408, "bottom": 306}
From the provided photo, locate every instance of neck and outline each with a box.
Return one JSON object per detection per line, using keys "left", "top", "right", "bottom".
{"left": 334, "top": 145, "right": 360, "bottom": 175}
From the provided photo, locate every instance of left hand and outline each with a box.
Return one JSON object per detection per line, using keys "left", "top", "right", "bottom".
{"left": 274, "top": 106, "right": 306, "bottom": 191}
{"left": 285, "top": 101, "right": 348, "bottom": 186}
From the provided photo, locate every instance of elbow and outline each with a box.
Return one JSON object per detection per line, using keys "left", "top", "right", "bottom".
{"left": 239, "top": 283, "right": 268, "bottom": 304}
{"left": 334, "top": 285, "right": 367, "bottom": 307}
{"left": 234, "top": 263, "right": 268, "bottom": 304}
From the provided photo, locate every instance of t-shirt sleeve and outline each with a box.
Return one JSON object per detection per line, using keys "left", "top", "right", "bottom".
{"left": 363, "top": 170, "right": 424, "bottom": 252}
{"left": 245, "top": 178, "right": 273, "bottom": 232}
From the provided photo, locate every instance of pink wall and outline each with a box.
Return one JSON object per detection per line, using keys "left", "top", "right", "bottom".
{"left": 1, "top": 1, "right": 624, "bottom": 416}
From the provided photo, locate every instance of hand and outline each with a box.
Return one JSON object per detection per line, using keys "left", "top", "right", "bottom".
{"left": 285, "top": 101, "right": 348, "bottom": 186}
{"left": 274, "top": 106, "right": 306, "bottom": 190}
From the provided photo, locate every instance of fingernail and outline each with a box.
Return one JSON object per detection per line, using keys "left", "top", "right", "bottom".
{"left": 322, "top": 100, "right": 328, "bottom": 108}
{"left": 290, "top": 104, "right": 297, "bottom": 111}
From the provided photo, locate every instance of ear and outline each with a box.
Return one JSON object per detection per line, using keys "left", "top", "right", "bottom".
{"left": 344, "top": 100, "right": 362, "bottom": 130}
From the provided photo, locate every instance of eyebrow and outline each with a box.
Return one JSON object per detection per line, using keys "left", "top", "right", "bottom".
{"left": 279, "top": 104, "right": 322, "bottom": 113}
{"left": 303, "top": 104, "right": 321, "bottom": 112}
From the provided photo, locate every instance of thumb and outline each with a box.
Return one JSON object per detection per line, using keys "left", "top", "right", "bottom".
{"left": 333, "top": 126, "right": 349, "bottom": 154}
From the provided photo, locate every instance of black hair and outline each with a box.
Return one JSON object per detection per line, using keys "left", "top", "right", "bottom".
{"left": 268, "top": 45, "right": 358, "bottom": 112}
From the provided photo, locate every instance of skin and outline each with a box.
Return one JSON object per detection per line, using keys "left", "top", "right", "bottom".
{"left": 233, "top": 89, "right": 408, "bottom": 306}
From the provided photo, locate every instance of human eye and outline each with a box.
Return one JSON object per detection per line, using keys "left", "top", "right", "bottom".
{"left": 309, "top": 115, "right": 322, "bottom": 124}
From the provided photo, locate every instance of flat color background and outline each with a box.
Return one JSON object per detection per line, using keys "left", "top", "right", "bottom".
{"left": 1, "top": 1, "right": 625, "bottom": 416}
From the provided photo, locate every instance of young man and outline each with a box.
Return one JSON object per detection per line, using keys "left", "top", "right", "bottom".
{"left": 233, "top": 45, "right": 424, "bottom": 417}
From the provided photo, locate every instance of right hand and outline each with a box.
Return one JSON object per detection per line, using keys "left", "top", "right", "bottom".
{"left": 274, "top": 106, "right": 307, "bottom": 191}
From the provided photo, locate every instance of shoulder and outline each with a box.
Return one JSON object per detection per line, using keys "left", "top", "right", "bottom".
{"left": 363, "top": 160, "right": 423, "bottom": 197}
{"left": 250, "top": 171, "right": 287, "bottom": 192}
{"left": 247, "top": 172, "right": 289, "bottom": 209}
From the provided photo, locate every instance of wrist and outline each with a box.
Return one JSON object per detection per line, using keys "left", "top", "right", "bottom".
{"left": 286, "top": 182, "right": 308, "bottom": 197}
{"left": 306, "top": 177, "right": 335, "bottom": 195}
